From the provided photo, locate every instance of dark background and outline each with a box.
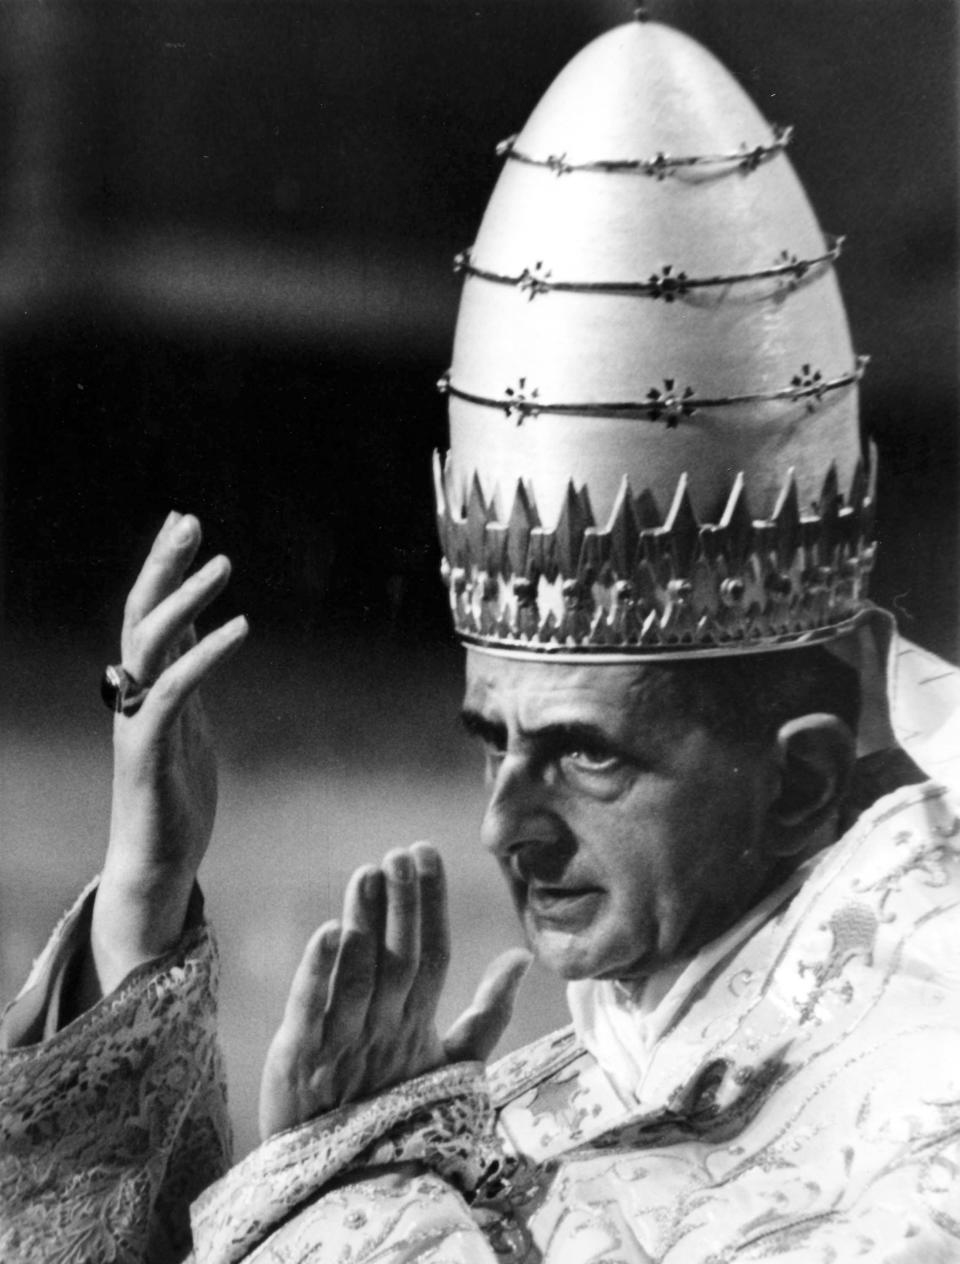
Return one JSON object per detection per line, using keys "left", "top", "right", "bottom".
{"left": 0, "top": 0, "right": 956, "bottom": 1154}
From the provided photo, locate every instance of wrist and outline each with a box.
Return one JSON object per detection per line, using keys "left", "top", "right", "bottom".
{"left": 91, "top": 864, "right": 199, "bottom": 994}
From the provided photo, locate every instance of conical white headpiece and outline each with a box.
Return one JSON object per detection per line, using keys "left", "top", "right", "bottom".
{"left": 435, "top": 17, "right": 874, "bottom": 660}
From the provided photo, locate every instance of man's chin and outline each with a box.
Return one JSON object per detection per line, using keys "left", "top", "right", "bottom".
{"left": 526, "top": 922, "right": 605, "bottom": 980}
{"left": 524, "top": 913, "right": 656, "bottom": 982}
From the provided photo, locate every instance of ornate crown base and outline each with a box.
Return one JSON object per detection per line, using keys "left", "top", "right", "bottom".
{"left": 434, "top": 452, "right": 876, "bottom": 658}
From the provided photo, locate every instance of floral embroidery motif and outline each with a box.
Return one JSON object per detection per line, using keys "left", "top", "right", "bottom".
{"left": 192, "top": 1063, "right": 496, "bottom": 1264}
{"left": 795, "top": 901, "right": 880, "bottom": 1022}
{"left": 0, "top": 897, "right": 229, "bottom": 1264}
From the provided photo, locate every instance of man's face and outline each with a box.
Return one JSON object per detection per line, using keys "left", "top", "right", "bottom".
{"left": 462, "top": 650, "right": 782, "bottom": 983}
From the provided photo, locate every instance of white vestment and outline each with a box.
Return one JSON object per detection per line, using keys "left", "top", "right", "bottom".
{"left": 2, "top": 627, "right": 959, "bottom": 1262}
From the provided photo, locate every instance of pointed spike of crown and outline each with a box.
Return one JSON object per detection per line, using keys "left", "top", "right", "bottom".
{"left": 715, "top": 472, "right": 754, "bottom": 570}
{"left": 816, "top": 468, "right": 842, "bottom": 565}
{"left": 662, "top": 475, "right": 701, "bottom": 575}
{"left": 634, "top": 489, "right": 663, "bottom": 531}
{"left": 438, "top": 452, "right": 464, "bottom": 566}
{"left": 465, "top": 473, "right": 489, "bottom": 567}
{"left": 720, "top": 471, "right": 750, "bottom": 529}
{"left": 506, "top": 479, "right": 539, "bottom": 578}
{"left": 554, "top": 481, "right": 595, "bottom": 576}
{"left": 818, "top": 462, "right": 840, "bottom": 513}
{"left": 606, "top": 477, "right": 641, "bottom": 578}
{"left": 576, "top": 484, "right": 594, "bottom": 530}
{"left": 508, "top": 478, "right": 539, "bottom": 530}
{"left": 465, "top": 470, "right": 486, "bottom": 519}
{"left": 771, "top": 470, "right": 801, "bottom": 566}
{"left": 848, "top": 457, "right": 867, "bottom": 515}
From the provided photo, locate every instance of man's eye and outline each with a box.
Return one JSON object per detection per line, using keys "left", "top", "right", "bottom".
{"left": 561, "top": 747, "right": 620, "bottom": 773}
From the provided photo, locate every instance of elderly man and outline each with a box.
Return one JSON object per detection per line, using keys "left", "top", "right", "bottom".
{"left": 4, "top": 14, "right": 960, "bottom": 1264}
{"left": 195, "top": 16, "right": 960, "bottom": 1258}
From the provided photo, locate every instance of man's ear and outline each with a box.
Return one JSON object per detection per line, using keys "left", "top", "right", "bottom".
{"left": 769, "top": 713, "right": 857, "bottom": 853}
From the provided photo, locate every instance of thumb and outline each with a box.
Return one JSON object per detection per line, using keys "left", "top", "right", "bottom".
{"left": 442, "top": 947, "right": 532, "bottom": 1063}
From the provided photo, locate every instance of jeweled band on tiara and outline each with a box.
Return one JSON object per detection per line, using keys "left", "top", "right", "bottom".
{"left": 495, "top": 122, "right": 794, "bottom": 180}
{"left": 434, "top": 456, "right": 876, "bottom": 655}
{"left": 453, "top": 235, "right": 843, "bottom": 302}
{"left": 438, "top": 357, "right": 868, "bottom": 428}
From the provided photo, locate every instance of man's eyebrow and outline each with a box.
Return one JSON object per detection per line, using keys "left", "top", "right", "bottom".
{"left": 459, "top": 709, "right": 506, "bottom": 746}
{"left": 533, "top": 722, "right": 616, "bottom": 751}
{"left": 459, "top": 712, "right": 616, "bottom": 752}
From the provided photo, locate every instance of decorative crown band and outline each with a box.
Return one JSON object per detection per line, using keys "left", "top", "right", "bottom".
{"left": 495, "top": 123, "right": 793, "bottom": 180}
{"left": 434, "top": 456, "right": 876, "bottom": 657}
{"left": 438, "top": 357, "right": 868, "bottom": 428}
{"left": 453, "top": 235, "right": 843, "bottom": 301}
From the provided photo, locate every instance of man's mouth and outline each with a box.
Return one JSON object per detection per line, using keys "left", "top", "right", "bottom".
{"left": 524, "top": 883, "right": 603, "bottom": 925}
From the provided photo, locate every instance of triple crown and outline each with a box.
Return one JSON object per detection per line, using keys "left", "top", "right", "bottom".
{"left": 437, "top": 19, "right": 874, "bottom": 658}
{"left": 434, "top": 456, "right": 876, "bottom": 657}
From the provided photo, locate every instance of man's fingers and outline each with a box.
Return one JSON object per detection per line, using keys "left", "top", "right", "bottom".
{"left": 122, "top": 512, "right": 202, "bottom": 641}
{"left": 281, "top": 921, "right": 342, "bottom": 1033}
{"left": 125, "top": 555, "right": 232, "bottom": 686}
{"left": 323, "top": 867, "right": 382, "bottom": 1043}
{"left": 260, "top": 923, "right": 340, "bottom": 1141}
{"left": 442, "top": 948, "right": 532, "bottom": 1064}
{"left": 383, "top": 850, "right": 420, "bottom": 969}
{"left": 132, "top": 614, "right": 248, "bottom": 733}
{"left": 368, "top": 849, "right": 421, "bottom": 1025}
{"left": 402, "top": 842, "right": 450, "bottom": 1025}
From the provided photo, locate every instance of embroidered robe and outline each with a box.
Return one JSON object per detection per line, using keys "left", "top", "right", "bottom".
{"left": 0, "top": 888, "right": 231, "bottom": 1263}
{"left": 191, "top": 782, "right": 960, "bottom": 1263}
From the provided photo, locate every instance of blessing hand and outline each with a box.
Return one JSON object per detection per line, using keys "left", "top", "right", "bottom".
{"left": 258, "top": 842, "right": 530, "bottom": 1140}
{"left": 82, "top": 512, "right": 247, "bottom": 1006}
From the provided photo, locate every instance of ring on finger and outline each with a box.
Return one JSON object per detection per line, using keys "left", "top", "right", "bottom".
{"left": 100, "top": 664, "right": 150, "bottom": 716}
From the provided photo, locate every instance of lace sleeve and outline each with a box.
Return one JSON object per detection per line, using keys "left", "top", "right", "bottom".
{"left": 0, "top": 907, "right": 230, "bottom": 1264}
{"left": 191, "top": 1063, "right": 498, "bottom": 1264}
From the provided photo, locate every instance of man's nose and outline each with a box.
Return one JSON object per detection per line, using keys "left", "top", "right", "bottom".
{"left": 481, "top": 755, "right": 524, "bottom": 855}
{"left": 480, "top": 754, "right": 555, "bottom": 858}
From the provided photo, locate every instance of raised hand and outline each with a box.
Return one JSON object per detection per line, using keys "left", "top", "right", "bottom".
{"left": 259, "top": 842, "right": 530, "bottom": 1140}
{"left": 82, "top": 511, "right": 247, "bottom": 1006}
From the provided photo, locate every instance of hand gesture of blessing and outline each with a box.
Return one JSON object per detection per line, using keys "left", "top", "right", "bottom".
{"left": 82, "top": 512, "right": 248, "bottom": 1008}
{"left": 259, "top": 842, "right": 530, "bottom": 1139}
